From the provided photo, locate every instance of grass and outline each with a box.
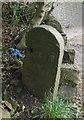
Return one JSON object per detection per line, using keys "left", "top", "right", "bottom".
{"left": 33, "top": 93, "right": 74, "bottom": 119}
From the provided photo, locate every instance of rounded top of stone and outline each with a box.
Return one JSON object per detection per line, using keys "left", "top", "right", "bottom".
{"left": 33, "top": 25, "right": 64, "bottom": 49}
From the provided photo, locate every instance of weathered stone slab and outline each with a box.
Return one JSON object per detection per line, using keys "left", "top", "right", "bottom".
{"left": 22, "top": 25, "right": 64, "bottom": 99}
{"left": 62, "top": 49, "right": 75, "bottom": 64}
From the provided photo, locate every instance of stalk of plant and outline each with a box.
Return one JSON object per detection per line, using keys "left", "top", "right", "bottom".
{"left": 33, "top": 94, "right": 74, "bottom": 119}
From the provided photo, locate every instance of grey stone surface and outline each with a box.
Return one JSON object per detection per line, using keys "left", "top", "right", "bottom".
{"left": 58, "top": 85, "right": 77, "bottom": 99}
{"left": 53, "top": 2, "right": 82, "bottom": 28}
{"left": 46, "top": 19, "right": 63, "bottom": 33}
{"left": 59, "top": 63, "right": 80, "bottom": 99}
{"left": 60, "top": 64, "right": 80, "bottom": 86}
{"left": 46, "top": 19, "right": 67, "bottom": 45}
{"left": 22, "top": 25, "right": 64, "bottom": 99}
{"left": 62, "top": 48, "right": 75, "bottom": 64}
{"left": 52, "top": 1, "right": 83, "bottom": 105}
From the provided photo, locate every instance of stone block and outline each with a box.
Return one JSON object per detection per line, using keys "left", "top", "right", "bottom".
{"left": 58, "top": 85, "right": 77, "bottom": 100}
{"left": 62, "top": 49, "right": 75, "bottom": 64}
{"left": 60, "top": 64, "right": 80, "bottom": 86}
{"left": 58, "top": 64, "right": 80, "bottom": 99}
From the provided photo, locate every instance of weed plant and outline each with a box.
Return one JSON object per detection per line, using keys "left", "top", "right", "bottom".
{"left": 33, "top": 93, "right": 74, "bottom": 119}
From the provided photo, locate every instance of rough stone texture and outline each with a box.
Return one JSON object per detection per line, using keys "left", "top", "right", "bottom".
{"left": 46, "top": 19, "right": 67, "bottom": 45}
{"left": 46, "top": 19, "right": 63, "bottom": 33}
{"left": 59, "top": 63, "right": 80, "bottom": 99}
{"left": 22, "top": 25, "right": 64, "bottom": 99}
{"left": 53, "top": 2, "right": 82, "bottom": 28}
{"left": 62, "top": 48, "right": 75, "bottom": 64}
{"left": 60, "top": 64, "right": 80, "bottom": 86}
{"left": 58, "top": 85, "right": 77, "bottom": 100}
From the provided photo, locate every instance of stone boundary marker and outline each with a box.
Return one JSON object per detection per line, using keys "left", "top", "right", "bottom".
{"left": 22, "top": 25, "right": 64, "bottom": 100}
